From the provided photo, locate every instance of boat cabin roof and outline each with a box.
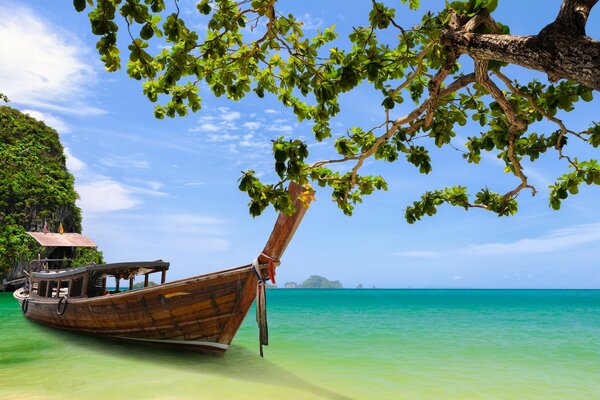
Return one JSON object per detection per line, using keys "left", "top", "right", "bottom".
{"left": 30, "top": 260, "right": 169, "bottom": 280}
{"left": 27, "top": 232, "right": 97, "bottom": 248}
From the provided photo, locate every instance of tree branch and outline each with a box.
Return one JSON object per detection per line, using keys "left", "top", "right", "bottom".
{"left": 542, "top": 0, "right": 599, "bottom": 36}
{"left": 440, "top": 31, "right": 600, "bottom": 90}
{"left": 493, "top": 70, "right": 584, "bottom": 172}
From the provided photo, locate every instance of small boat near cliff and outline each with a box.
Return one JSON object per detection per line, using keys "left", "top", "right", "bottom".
{"left": 14, "top": 183, "right": 310, "bottom": 355}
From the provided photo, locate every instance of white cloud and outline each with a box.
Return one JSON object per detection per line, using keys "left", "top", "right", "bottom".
{"left": 84, "top": 212, "right": 231, "bottom": 258}
{"left": 243, "top": 121, "right": 261, "bottom": 131}
{"left": 100, "top": 154, "right": 150, "bottom": 169}
{"left": 240, "top": 133, "right": 270, "bottom": 148}
{"left": 298, "top": 13, "right": 324, "bottom": 30}
{"left": 207, "top": 133, "right": 240, "bottom": 142}
{"left": 64, "top": 147, "right": 86, "bottom": 173}
{"left": 22, "top": 109, "right": 71, "bottom": 134}
{"left": 77, "top": 180, "right": 141, "bottom": 213}
{"left": 198, "top": 115, "right": 216, "bottom": 123}
{"left": 264, "top": 109, "right": 279, "bottom": 114}
{"left": 138, "top": 180, "right": 163, "bottom": 192}
{"left": 190, "top": 107, "right": 243, "bottom": 132}
{"left": 394, "top": 223, "right": 600, "bottom": 259}
{"left": 266, "top": 124, "right": 293, "bottom": 133}
{"left": 0, "top": 4, "right": 103, "bottom": 115}
{"left": 523, "top": 165, "right": 553, "bottom": 190}
{"left": 182, "top": 181, "right": 204, "bottom": 187}
{"left": 66, "top": 148, "right": 161, "bottom": 214}
{"left": 125, "top": 179, "right": 167, "bottom": 197}
{"left": 191, "top": 123, "right": 222, "bottom": 133}
{"left": 218, "top": 107, "right": 241, "bottom": 121}
{"left": 462, "top": 223, "right": 600, "bottom": 256}
{"left": 18, "top": 100, "right": 105, "bottom": 117}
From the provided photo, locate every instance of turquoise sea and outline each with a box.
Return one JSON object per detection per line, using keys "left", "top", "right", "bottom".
{"left": 1, "top": 289, "right": 599, "bottom": 399}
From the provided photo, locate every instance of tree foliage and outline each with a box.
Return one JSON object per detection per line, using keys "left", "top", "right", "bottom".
{"left": 0, "top": 106, "right": 101, "bottom": 271}
{"left": 73, "top": 0, "right": 599, "bottom": 220}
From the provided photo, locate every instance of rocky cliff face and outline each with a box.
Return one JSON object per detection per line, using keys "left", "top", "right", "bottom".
{"left": 0, "top": 106, "right": 95, "bottom": 290}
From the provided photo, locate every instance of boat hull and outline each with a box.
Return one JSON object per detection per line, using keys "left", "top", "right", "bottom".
{"left": 14, "top": 265, "right": 260, "bottom": 355}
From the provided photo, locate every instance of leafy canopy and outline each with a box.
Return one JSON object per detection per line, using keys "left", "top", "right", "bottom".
{"left": 74, "top": 0, "right": 598, "bottom": 220}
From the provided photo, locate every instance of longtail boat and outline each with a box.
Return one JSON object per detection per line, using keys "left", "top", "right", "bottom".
{"left": 14, "top": 182, "right": 311, "bottom": 355}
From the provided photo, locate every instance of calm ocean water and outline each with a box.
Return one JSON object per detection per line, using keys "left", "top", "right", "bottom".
{"left": 1, "top": 289, "right": 599, "bottom": 399}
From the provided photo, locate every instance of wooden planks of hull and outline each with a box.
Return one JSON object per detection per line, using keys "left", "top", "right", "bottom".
{"left": 15, "top": 265, "right": 261, "bottom": 350}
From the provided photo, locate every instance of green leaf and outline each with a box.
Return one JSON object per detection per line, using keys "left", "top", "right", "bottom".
{"left": 140, "top": 23, "right": 154, "bottom": 40}
{"left": 197, "top": 0, "right": 211, "bottom": 15}
{"left": 73, "top": 0, "right": 86, "bottom": 12}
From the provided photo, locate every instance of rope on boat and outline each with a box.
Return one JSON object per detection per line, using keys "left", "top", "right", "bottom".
{"left": 259, "top": 252, "right": 280, "bottom": 285}
{"left": 252, "top": 258, "right": 269, "bottom": 357}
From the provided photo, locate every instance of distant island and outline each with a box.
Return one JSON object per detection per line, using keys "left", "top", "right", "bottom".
{"left": 285, "top": 275, "right": 343, "bottom": 289}
{"left": 133, "top": 281, "right": 157, "bottom": 289}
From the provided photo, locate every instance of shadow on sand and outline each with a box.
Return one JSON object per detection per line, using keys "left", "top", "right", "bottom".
{"left": 40, "top": 324, "right": 353, "bottom": 400}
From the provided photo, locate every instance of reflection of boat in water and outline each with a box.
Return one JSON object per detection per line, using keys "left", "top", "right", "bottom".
{"left": 14, "top": 182, "right": 311, "bottom": 355}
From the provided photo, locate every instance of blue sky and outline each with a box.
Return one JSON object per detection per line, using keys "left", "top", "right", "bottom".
{"left": 1, "top": 1, "right": 599, "bottom": 288}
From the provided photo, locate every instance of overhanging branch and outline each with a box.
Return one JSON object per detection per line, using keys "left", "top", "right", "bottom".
{"left": 441, "top": 31, "right": 600, "bottom": 90}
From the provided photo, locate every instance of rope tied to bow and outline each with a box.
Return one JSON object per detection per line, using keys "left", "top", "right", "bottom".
{"left": 260, "top": 252, "right": 280, "bottom": 284}
{"left": 252, "top": 257, "right": 269, "bottom": 357}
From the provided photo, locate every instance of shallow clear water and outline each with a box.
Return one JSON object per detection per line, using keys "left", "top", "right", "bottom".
{"left": 1, "top": 289, "right": 599, "bottom": 399}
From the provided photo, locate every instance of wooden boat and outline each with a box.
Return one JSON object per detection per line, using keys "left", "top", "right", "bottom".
{"left": 14, "top": 182, "right": 311, "bottom": 355}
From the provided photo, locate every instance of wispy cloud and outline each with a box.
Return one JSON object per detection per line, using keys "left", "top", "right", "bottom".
{"left": 239, "top": 133, "right": 270, "bottom": 149}
{"left": 188, "top": 107, "right": 274, "bottom": 168}
{"left": 463, "top": 223, "right": 600, "bottom": 256}
{"left": 190, "top": 107, "right": 243, "bottom": 133}
{"left": 266, "top": 124, "right": 293, "bottom": 133}
{"left": 182, "top": 182, "right": 204, "bottom": 187}
{"left": 191, "top": 123, "right": 222, "bottom": 133}
{"left": 393, "top": 223, "right": 600, "bottom": 258}
{"left": 64, "top": 147, "right": 86, "bottom": 173}
{"left": 100, "top": 154, "right": 150, "bottom": 170}
{"left": 77, "top": 180, "right": 141, "bottom": 213}
{"left": 207, "top": 133, "right": 240, "bottom": 142}
{"left": 298, "top": 13, "right": 324, "bottom": 30}
{"left": 0, "top": 4, "right": 104, "bottom": 116}
{"left": 125, "top": 179, "right": 167, "bottom": 197}
{"left": 22, "top": 109, "right": 71, "bottom": 134}
{"left": 85, "top": 212, "right": 231, "bottom": 256}
{"left": 243, "top": 121, "right": 262, "bottom": 131}
{"left": 392, "top": 250, "right": 440, "bottom": 259}
{"left": 218, "top": 107, "right": 241, "bottom": 121}
{"left": 64, "top": 148, "right": 164, "bottom": 214}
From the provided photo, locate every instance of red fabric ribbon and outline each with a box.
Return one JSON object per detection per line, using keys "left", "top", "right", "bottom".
{"left": 268, "top": 260, "right": 276, "bottom": 284}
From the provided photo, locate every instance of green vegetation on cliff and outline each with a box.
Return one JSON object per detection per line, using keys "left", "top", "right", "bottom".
{"left": 298, "top": 275, "right": 343, "bottom": 289}
{"left": 0, "top": 106, "right": 101, "bottom": 272}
